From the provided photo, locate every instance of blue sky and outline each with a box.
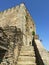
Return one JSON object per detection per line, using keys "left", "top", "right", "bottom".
{"left": 0, "top": 0, "right": 49, "bottom": 51}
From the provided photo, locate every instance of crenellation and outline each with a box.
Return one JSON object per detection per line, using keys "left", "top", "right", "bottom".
{"left": 0, "top": 12, "right": 3, "bottom": 17}
{"left": 0, "top": 3, "right": 26, "bottom": 22}
{"left": 0, "top": 5, "right": 19, "bottom": 17}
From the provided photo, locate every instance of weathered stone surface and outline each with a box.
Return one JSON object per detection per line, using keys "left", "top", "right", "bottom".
{"left": 20, "top": 46, "right": 35, "bottom": 56}
{"left": 17, "top": 46, "right": 36, "bottom": 65}
{"left": 34, "top": 39, "right": 49, "bottom": 65}
{"left": 0, "top": 3, "right": 49, "bottom": 65}
{"left": 18, "top": 56, "right": 35, "bottom": 61}
{"left": 0, "top": 26, "right": 23, "bottom": 65}
{"left": 0, "top": 27, "right": 9, "bottom": 50}
{"left": 0, "top": 3, "right": 36, "bottom": 46}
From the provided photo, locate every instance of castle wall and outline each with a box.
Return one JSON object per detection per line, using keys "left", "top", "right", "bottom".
{"left": 34, "top": 39, "right": 49, "bottom": 65}
{"left": 0, "top": 4, "right": 26, "bottom": 32}
{"left": 0, "top": 4, "right": 27, "bottom": 45}
{"left": 25, "top": 10, "right": 36, "bottom": 46}
{"left": 0, "top": 3, "right": 36, "bottom": 46}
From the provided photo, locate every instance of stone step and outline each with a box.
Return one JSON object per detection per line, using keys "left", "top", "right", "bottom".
{"left": 17, "top": 64, "right": 36, "bottom": 65}
{"left": 20, "top": 51, "right": 35, "bottom": 56}
{"left": 21, "top": 46, "right": 34, "bottom": 49}
{"left": 17, "top": 46, "right": 36, "bottom": 65}
{"left": 21, "top": 48, "right": 34, "bottom": 51}
{"left": 17, "top": 61, "right": 36, "bottom": 65}
{"left": 18, "top": 56, "right": 36, "bottom": 62}
{"left": 20, "top": 52, "right": 35, "bottom": 56}
{"left": 17, "top": 63, "right": 36, "bottom": 65}
{"left": 18, "top": 56, "right": 36, "bottom": 60}
{"left": 20, "top": 50, "right": 35, "bottom": 53}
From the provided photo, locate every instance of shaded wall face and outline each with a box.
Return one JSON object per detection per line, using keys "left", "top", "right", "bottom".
{"left": 0, "top": 26, "right": 23, "bottom": 64}
{"left": 25, "top": 10, "right": 36, "bottom": 46}
{"left": 0, "top": 49, "right": 6, "bottom": 63}
{"left": 26, "top": 10, "right": 36, "bottom": 34}
{"left": 33, "top": 45, "right": 44, "bottom": 65}
{"left": 3, "top": 26, "right": 23, "bottom": 43}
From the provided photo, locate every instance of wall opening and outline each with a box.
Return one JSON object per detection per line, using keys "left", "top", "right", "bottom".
{"left": 29, "top": 41, "right": 31, "bottom": 45}
{"left": 0, "top": 48, "right": 6, "bottom": 63}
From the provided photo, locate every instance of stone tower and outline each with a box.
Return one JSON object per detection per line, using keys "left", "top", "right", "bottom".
{"left": 0, "top": 3, "right": 36, "bottom": 46}
{"left": 0, "top": 3, "right": 49, "bottom": 65}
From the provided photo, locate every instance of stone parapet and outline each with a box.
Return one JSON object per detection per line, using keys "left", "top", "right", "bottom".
{"left": 34, "top": 39, "right": 49, "bottom": 65}
{"left": 34, "top": 35, "right": 39, "bottom": 39}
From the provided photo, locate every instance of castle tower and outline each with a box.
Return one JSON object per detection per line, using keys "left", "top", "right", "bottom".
{"left": 0, "top": 3, "right": 49, "bottom": 65}
{"left": 0, "top": 3, "right": 36, "bottom": 46}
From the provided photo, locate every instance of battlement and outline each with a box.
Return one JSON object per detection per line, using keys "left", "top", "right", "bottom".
{"left": 0, "top": 3, "right": 26, "bottom": 16}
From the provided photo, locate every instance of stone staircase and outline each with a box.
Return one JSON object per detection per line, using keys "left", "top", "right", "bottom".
{"left": 16, "top": 46, "right": 37, "bottom": 65}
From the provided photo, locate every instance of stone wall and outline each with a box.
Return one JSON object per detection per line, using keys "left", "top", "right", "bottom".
{"left": 0, "top": 3, "right": 36, "bottom": 46}
{"left": 32, "top": 38, "right": 49, "bottom": 65}
{"left": 0, "top": 4, "right": 26, "bottom": 32}
{"left": 0, "top": 26, "right": 23, "bottom": 65}
{"left": 0, "top": 27, "right": 9, "bottom": 50}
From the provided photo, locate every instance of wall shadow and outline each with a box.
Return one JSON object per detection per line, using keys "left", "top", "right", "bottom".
{"left": 0, "top": 49, "right": 6, "bottom": 63}
{"left": 32, "top": 38, "right": 44, "bottom": 65}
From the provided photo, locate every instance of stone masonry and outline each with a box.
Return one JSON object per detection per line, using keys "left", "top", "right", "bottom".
{"left": 0, "top": 3, "right": 36, "bottom": 46}
{"left": 0, "top": 3, "right": 49, "bottom": 65}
